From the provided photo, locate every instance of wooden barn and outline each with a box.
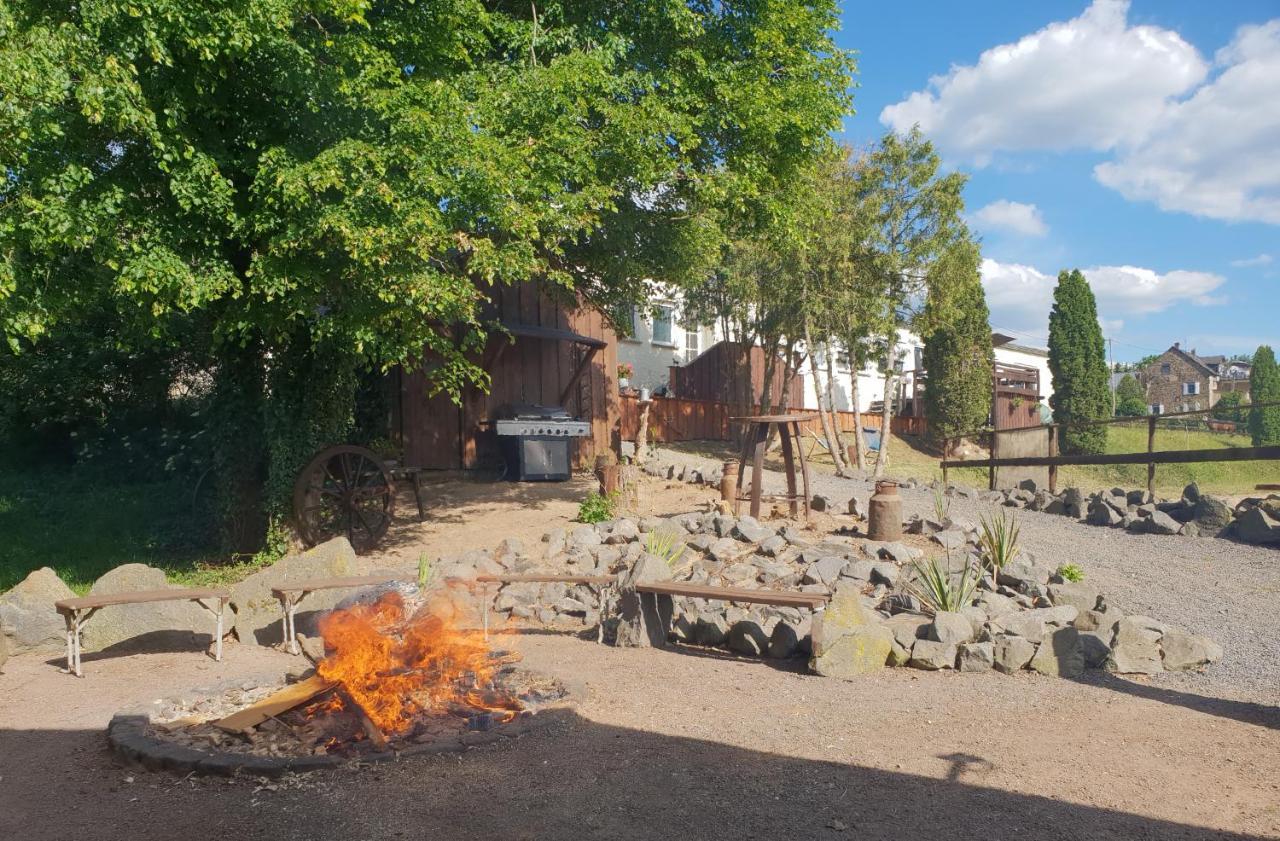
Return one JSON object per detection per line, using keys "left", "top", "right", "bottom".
{"left": 391, "top": 281, "right": 619, "bottom": 472}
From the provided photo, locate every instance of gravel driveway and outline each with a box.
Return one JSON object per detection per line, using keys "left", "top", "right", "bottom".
{"left": 657, "top": 447, "right": 1280, "bottom": 698}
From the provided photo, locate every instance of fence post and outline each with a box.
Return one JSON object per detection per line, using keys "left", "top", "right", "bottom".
{"left": 941, "top": 437, "right": 950, "bottom": 489}
{"left": 1047, "top": 425, "right": 1058, "bottom": 494}
{"left": 988, "top": 429, "right": 997, "bottom": 491}
{"left": 1146, "top": 415, "right": 1157, "bottom": 501}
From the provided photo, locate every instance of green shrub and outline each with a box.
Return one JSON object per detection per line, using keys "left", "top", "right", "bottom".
{"left": 1055, "top": 563, "right": 1084, "bottom": 583}
{"left": 977, "top": 508, "right": 1021, "bottom": 588}
{"left": 1212, "top": 392, "right": 1245, "bottom": 423}
{"left": 577, "top": 491, "right": 617, "bottom": 524}
{"left": 645, "top": 530, "right": 686, "bottom": 568}
{"left": 907, "top": 552, "right": 979, "bottom": 615}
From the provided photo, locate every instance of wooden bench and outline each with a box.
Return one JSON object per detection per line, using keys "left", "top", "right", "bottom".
{"left": 271, "top": 573, "right": 410, "bottom": 654}
{"left": 635, "top": 580, "right": 829, "bottom": 611}
{"left": 54, "top": 588, "right": 231, "bottom": 677}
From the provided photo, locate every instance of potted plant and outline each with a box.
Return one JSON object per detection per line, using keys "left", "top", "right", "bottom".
{"left": 617, "top": 362, "right": 633, "bottom": 390}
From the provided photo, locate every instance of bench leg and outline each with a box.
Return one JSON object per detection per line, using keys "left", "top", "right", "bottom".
{"left": 215, "top": 598, "right": 225, "bottom": 662}
{"left": 72, "top": 611, "right": 83, "bottom": 677}
{"left": 62, "top": 612, "right": 74, "bottom": 674}
{"left": 482, "top": 583, "right": 491, "bottom": 643}
{"left": 287, "top": 599, "right": 299, "bottom": 655}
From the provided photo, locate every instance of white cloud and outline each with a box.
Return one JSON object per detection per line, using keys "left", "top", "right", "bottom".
{"left": 971, "top": 200, "right": 1048, "bottom": 236}
{"left": 1230, "top": 253, "right": 1273, "bottom": 268}
{"left": 1095, "top": 21, "right": 1280, "bottom": 224}
{"left": 979, "top": 258, "right": 1226, "bottom": 338}
{"left": 880, "top": 0, "right": 1207, "bottom": 164}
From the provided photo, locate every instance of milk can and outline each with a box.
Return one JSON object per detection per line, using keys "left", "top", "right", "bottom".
{"left": 868, "top": 480, "right": 903, "bottom": 541}
{"left": 720, "top": 460, "right": 740, "bottom": 503}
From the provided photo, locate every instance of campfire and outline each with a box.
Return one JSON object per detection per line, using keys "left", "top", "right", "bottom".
{"left": 147, "top": 588, "right": 570, "bottom": 760}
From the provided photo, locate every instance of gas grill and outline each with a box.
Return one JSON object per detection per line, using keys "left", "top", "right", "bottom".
{"left": 495, "top": 404, "right": 590, "bottom": 481}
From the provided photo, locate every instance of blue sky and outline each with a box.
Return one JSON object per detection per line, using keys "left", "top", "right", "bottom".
{"left": 832, "top": 0, "right": 1278, "bottom": 362}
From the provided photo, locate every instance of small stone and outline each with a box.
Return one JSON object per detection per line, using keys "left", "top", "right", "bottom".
{"left": 928, "top": 611, "right": 974, "bottom": 645}
{"left": 768, "top": 617, "right": 812, "bottom": 658}
{"left": 957, "top": 641, "right": 994, "bottom": 672}
{"left": 1106, "top": 616, "right": 1165, "bottom": 674}
{"left": 693, "top": 612, "right": 731, "bottom": 647}
{"left": 1160, "top": 630, "right": 1223, "bottom": 671}
{"left": 909, "top": 639, "right": 957, "bottom": 670}
{"left": 992, "top": 634, "right": 1038, "bottom": 673}
{"left": 726, "top": 620, "right": 770, "bottom": 656}
{"left": 810, "top": 626, "right": 893, "bottom": 678}
{"left": 810, "top": 494, "right": 832, "bottom": 513}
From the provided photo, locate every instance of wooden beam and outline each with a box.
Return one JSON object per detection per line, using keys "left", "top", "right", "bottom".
{"left": 558, "top": 345, "right": 599, "bottom": 407}
{"left": 942, "top": 444, "right": 1280, "bottom": 470}
{"left": 214, "top": 675, "right": 336, "bottom": 734}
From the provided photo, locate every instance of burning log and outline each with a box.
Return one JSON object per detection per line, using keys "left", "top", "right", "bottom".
{"left": 338, "top": 688, "right": 389, "bottom": 750}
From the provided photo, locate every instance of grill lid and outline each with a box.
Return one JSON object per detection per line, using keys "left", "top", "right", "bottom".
{"left": 499, "top": 403, "right": 572, "bottom": 421}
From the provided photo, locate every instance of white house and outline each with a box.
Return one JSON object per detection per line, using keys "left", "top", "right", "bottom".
{"left": 616, "top": 297, "right": 718, "bottom": 390}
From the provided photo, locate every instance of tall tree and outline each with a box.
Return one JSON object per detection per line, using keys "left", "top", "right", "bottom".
{"left": 1249, "top": 346, "right": 1280, "bottom": 446}
{"left": 0, "top": 1, "right": 853, "bottom": 546}
{"left": 851, "top": 129, "right": 971, "bottom": 476}
{"left": 1047, "top": 269, "right": 1110, "bottom": 454}
{"left": 1114, "top": 374, "right": 1147, "bottom": 417}
{"left": 920, "top": 242, "right": 992, "bottom": 448}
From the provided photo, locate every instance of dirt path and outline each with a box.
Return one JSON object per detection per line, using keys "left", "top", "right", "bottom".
{"left": 1, "top": 636, "right": 1277, "bottom": 841}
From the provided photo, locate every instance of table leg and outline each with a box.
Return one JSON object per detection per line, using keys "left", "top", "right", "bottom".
{"left": 779, "top": 422, "right": 799, "bottom": 518}
{"left": 734, "top": 429, "right": 753, "bottom": 516}
{"left": 793, "top": 421, "right": 812, "bottom": 521}
{"left": 749, "top": 423, "right": 766, "bottom": 519}
{"left": 412, "top": 471, "right": 425, "bottom": 521}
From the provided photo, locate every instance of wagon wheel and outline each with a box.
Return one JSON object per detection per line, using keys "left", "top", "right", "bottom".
{"left": 292, "top": 444, "right": 395, "bottom": 553}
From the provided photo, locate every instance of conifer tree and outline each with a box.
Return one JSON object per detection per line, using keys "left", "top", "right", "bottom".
{"left": 921, "top": 244, "right": 992, "bottom": 445}
{"left": 1114, "top": 373, "right": 1146, "bottom": 417}
{"left": 1249, "top": 345, "right": 1280, "bottom": 446}
{"left": 1047, "top": 269, "right": 1110, "bottom": 454}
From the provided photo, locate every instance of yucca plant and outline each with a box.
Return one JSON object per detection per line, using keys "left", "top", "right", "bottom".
{"left": 417, "top": 553, "right": 435, "bottom": 588}
{"left": 906, "top": 552, "right": 979, "bottom": 615}
{"left": 645, "top": 529, "right": 686, "bottom": 568}
{"left": 977, "top": 508, "right": 1021, "bottom": 590}
{"left": 932, "top": 484, "right": 952, "bottom": 523}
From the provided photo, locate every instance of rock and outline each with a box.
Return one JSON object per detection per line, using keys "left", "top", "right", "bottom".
{"left": 841, "top": 559, "right": 875, "bottom": 581}
{"left": 727, "top": 620, "right": 770, "bottom": 656}
{"left": 605, "top": 519, "right": 640, "bottom": 544}
{"left": 1232, "top": 507, "right": 1280, "bottom": 545}
{"left": 0, "top": 631, "right": 8, "bottom": 672}
{"left": 1046, "top": 582, "right": 1100, "bottom": 613}
{"left": 768, "top": 617, "right": 812, "bottom": 658}
{"left": 1106, "top": 616, "right": 1165, "bottom": 674}
{"left": 884, "top": 614, "right": 930, "bottom": 650}
{"left": 758, "top": 535, "right": 787, "bottom": 557}
{"left": 732, "top": 517, "right": 773, "bottom": 544}
{"left": 569, "top": 526, "right": 602, "bottom": 548}
{"left": 1087, "top": 501, "right": 1123, "bottom": 527}
{"left": 957, "top": 641, "right": 994, "bottom": 672}
{"left": 0, "top": 567, "right": 76, "bottom": 654}
{"left": 1182, "top": 483, "right": 1201, "bottom": 505}
{"left": 494, "top": 537, "right": 524, "bottom": 561}
{"left": 810, "top": 582, "right": 880, "bottom": 657}
{"left": 81, "top": 564, "right": 230, "bottom": 652}
{"left": 296, "top": 633, "right": 327, "bottom": 664}
{"left": 1127, "top": 489, "right": 1149, "bottom": 506}
{"left": 1062, "top": 488, "right": 1087, "bottom": 519}
{"left": 613, "top": 554, "right": 674, "bottom": 648}
{"left": 810, "top": 494, "right": 832, "bottom": 513}
{"left": 811, "top": 625, "right": 893, "bottom": 678}
{"left": 1074, "top": 606, "right": 1123, "bottom": 635}
{"left": 693, "top": 612, "right": 731, "bottom": 647}
{"left": 1079, "top": 631, "right": 1112, "bottom": 668}
{"left": 992, "top": 634, "right": 1037, "bottom": 673}
{"left": 930, "top": 529, "right": 968, "bottom": 551}
{"left": 928, "top": 611, "right": 974, "bottom": 645}
{"left": 869, "top": 563, "right": 899, "bottom": 587}
{"left": 803, "top": 556, "right": 846, "bottom": 587}
{"left": 997, "top": 554, "right": 1051, "bottom": 589}
{"left": 847, "top": 497, "right": 867, "bottom": 519}
{"left": 909, "top": 639, "right": 957, "bottom": 670}
{"left": 1143, "top": 510, "right": 1181, "bottom": 536}
{"left": 988, "top": 610, "right": 1050, "bottom": 644}
{"left": 1160, "top": 630, "right": 1223, "bottom": 671}
{"left": 1178, "top": 522, "right": 1200, "bottom": 537}
{"left": 707, "top": 537, "right": 746, "bottom": 564}
{"left": 229, "top": 537, "right": 358, "bottom": 646}
{"left": 873, "top": 542, "right": 916, "bottom": 564}
{"left": 977, "top": 591, "right": 1018, "bottom": 618}
{"left": 1029, "top": 627, "right": 1084, "bottom": 678}
{"left": 1043, "top": 497, "right": 1067, "bottom": 516}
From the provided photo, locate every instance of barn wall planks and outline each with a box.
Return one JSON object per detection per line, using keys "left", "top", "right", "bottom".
{"left": 396, "top": 281, "right": 618, "bottom": 471}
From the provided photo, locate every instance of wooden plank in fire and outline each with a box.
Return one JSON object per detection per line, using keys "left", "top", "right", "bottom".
{"left": 213, "top": 675, "right": 336, "bottom": 734}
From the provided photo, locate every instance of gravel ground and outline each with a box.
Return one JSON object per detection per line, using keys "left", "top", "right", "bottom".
{"left": 656, "top": 447, "right": 1280, "bottom": 698}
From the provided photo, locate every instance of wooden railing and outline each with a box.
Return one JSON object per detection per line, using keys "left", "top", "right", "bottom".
{"left": 939, "top": 401, "right": 1280, "bottom": 496}
{"left": 619, "top": 395, "right": 926, "bottom": 444}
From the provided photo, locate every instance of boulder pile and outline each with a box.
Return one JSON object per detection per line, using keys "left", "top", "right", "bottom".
{"left": 963, "top": 480, "right": 1280, "bottom": 546}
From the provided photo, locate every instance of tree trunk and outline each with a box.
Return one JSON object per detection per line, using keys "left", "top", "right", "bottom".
{"left": 824, "top": 343, "right": 849, "bottom": 469}
{"left": 634, "top": 400, "right": 651, "bottom": 465}
{"left": 849, "top": 359, "right": 866, "bottom": 471}
{"left": 805, "top": 328, "right": 846, "bottom": 477}
{"left": 757, "top": 341, "right": 777, "bottom": 415}
{"left": 873, "top": 340, "right": 896, "bottom": 478}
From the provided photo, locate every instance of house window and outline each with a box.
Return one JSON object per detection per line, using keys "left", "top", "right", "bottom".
{"left": 835, "top": 350, "right": 851, "bottom": 371}
{"left": 1182, "top": 381, "right": 1200, "bottom": 396}
{"left": 683, "top": 327, "right": 700, "bottom": 362}
{"left": 1160, "top": 363, "right": 1171, "bottom": 375}
{"left": 1149, "top": 404, "right": 1164, "bottom": 415}
{"left": 651, "top": 305, "right": 674, "bottom": 345}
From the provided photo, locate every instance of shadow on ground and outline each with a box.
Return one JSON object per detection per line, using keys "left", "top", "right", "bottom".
{"left": 1, "top": 709, "right": 1273, "bottom": 841}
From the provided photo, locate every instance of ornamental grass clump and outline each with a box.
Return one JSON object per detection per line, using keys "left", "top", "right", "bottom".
{"left": 906, "top": 552, "right": 979, "bottom": 615}
{"left": 978, "top": 508, "right": 1021, "bottom": 589}
{"left": 645, "top": 530, "right": 686, "bottom": 568}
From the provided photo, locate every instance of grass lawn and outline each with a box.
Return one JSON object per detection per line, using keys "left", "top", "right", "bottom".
{"left": 0, "top": 463, "right": 264, "bottom": 594}
{"left": 664, "top": 421, "right": 1277, "bottom": 499}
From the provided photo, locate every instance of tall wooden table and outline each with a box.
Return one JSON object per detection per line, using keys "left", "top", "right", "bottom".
{"left": 731, "top": 414, "right": 812, "bottom": 521}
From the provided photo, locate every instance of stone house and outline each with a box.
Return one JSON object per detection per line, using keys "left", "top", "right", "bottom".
{"left": 1137, "top": 343, "right": 1218, "bottom": 415}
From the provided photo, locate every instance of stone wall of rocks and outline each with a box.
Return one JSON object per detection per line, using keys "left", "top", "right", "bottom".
{"left": 959, "top": 480, "right": 1280, "bottom": 546}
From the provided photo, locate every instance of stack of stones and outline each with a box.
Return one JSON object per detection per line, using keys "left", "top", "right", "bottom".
{"left": 956, "top": 479, "right": 1280, "bottom": 546}
{"left": 485, "top": 509, "right": 1221, "bottom": 681}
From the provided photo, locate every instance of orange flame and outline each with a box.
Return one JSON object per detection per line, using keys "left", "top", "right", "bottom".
{"left": 316, "top": 590, "right": 516, "bottom": 735}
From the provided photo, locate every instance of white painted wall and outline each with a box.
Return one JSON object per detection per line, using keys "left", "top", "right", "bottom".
{"left": 616, "top": 294, "right": 720, "bottom": 391}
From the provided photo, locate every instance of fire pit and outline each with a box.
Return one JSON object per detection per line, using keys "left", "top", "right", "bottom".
{"left": 108, "top": 591, "right": 582, "bottom": 776}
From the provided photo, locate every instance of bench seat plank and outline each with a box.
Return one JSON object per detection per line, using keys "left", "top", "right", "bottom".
{"left": 636, "top": 581, "right": 827, "bottom": 609}
{"left": 474, "top": 574, "right": 614, "bottom": 585}
{"left": 270, "top": 573, "right": 407, "bottom": 597}
{"left": 55, "top": 587, "right": 231, "bottom": 612}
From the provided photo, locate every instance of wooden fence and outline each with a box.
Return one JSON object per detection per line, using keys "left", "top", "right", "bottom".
{"left": 619, "top": 395, "right": 927, "bottom": 444}
{"left": 940, "top": 401, "right": 1280, "bottom": 496}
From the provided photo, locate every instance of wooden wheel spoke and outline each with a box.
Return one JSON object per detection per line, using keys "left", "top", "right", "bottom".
{"left": 294, "top": 444, "right": 395, "bottom": 552}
